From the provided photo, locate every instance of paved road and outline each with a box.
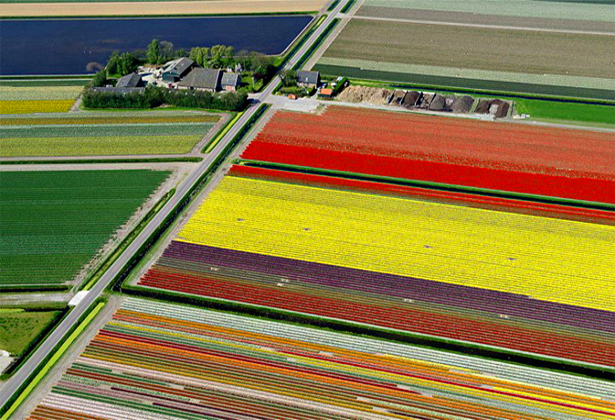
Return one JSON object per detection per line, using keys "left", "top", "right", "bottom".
{"left": 0, "top": 0, "right": 351, "bottom": 413}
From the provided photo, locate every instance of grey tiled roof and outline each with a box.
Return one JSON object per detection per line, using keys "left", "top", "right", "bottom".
{"left": 116, "top": 73, "right": 142, "bottom": 88}
{"left": 221, "top": 72, "right": 240, "bottom": 87}
{"left": 178, "top": 68, "right": 222, "bottom": 90}
{"left": 297, "top": 71, "right": 320, "bottom": 85}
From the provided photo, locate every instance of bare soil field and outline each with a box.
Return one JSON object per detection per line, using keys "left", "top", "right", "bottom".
{"left": 0, "top": 0, "right": 327, "bottom": 17}
{"left": 357, "top": 6, "right": 615, "bottom": 33}
{"left": 323, "top": 19, "right": 615, "bottom": 79}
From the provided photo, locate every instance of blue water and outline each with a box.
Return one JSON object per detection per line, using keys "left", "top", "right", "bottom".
{"left": 0, "top": 15, "right": 311, "bottom": 75}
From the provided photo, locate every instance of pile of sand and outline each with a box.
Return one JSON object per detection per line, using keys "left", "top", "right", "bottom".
{"left": 337, "top": 86, "right": 392, "bottom": 106}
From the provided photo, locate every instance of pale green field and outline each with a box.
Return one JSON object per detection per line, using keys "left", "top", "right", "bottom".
{"left": 361, "top": 0, "right": 615, "bottom": 22}
{"left": 0, "top": 86, "right": 82, "bottom": 101}
{"left": 317, "top": 57, "right": 614, "bottom": 91}
{"left": 1, "top": 135, "right": 201, "bottom": 156}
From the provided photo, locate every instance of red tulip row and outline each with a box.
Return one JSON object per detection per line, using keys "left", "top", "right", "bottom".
{"left": 230, "top": 165, "right": 615, "bottom": 225}
{"left": 240, "top": 106, "right": 615, "bottom": 204}
{"left": 139, "top": 266, "right": 615, "bottom": 367}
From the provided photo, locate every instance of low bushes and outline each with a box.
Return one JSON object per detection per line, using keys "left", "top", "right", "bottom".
{"left": 82, "top": 86, "right": 248, "bottom": 112}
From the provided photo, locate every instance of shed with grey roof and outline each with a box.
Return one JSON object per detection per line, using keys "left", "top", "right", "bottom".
{"left": 221, "top": 72, "right": 241, "bottom": 91}
{"left": 116, "top": 72, "right": 144, "bottom": 88}
{"left": 161, "top": 57, "right": 195, "bottom": 82}
{"left": 178, "top": 68, "right": 222, "bottom": 92}
{"left": 296, "top": 71, "right": 320, "bottom": 87}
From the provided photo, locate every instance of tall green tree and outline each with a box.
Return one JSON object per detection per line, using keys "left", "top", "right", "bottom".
{"left": 147, "top": 39, "right": 161, "bottom": 65}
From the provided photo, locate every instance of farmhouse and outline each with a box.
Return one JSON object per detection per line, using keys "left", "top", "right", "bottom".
{"left": 296, "top": 70, "right": 320, "bottom": 88}
{"left": 116, "top": 72, "right": 144, "bottom": 88}
{"left": 161, "top": 57, "right": 195, "bottom": 82}
{"left": 178, "top": 68, "right": 222, "bottom": 92}
{"left": 221, "top": 72, "right": 241, "bottom": 91}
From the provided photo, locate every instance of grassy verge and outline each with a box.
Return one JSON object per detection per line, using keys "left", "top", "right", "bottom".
{"left": 0, "top": 300, "right": 105, "bottom": 419}
{"left": 241, "top": 160, "right": 615, "bottom": 212}
{"left": 202, "top": 112, "right": 242, "bottom": 153}
{"left": 327, "top": 0, "right": 341, "bottom": 11}
{"left": 80, "top": 188, "right": 175, "bottom": 291}
{"left": 293, "top": 18, "right": 340, "bottom": 70}
{"left": 0, "top": 157, "right": 203, "bottom": 165}
{"left": 340, "top": 0, "right": 356, "bottom": 13}
{"left": 0, "top": 285, "right": 69, "bottom": 293}
{"left": 276, "top": 14, "right": 327, "bottom": 69}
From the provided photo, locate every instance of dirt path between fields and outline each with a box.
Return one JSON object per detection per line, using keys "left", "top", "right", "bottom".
{"left": 0, "top": 0, "right": 328, "bottom": 17}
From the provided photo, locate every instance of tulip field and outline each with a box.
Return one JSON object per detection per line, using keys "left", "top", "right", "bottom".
{"left": 0, "top": 84, "right": 83, "bottom": 114}
{"left": 0, "top": 170, "right": 170, "bottom": 288}
{"left": 231, "top": 165, "right": 615, "bottom": 226}
{"left": 26, "top": 298, "right": 615, "bottom": 419}
{"left": 240, "top": 106, "right": 615, "bottom": 205}
{"left": 137, "top": 172, "right": 615, "bottom": 366}
{"left": 0, "top": 111, "right": 220, "bottom": 157}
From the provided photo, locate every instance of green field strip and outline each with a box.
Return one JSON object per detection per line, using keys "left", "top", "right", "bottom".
{"left": 317, "top": 57, "right": 614, "bottom": 91}
{"left": 0, "top": 123, "right": 213, "bottom": 138}
{"left": 360, "top": 0, "right": 615, "bottom": 22}
{"left": 0, "top": 170, "right": 170, "bottom": 288}
{"left": 0, "top": 86, "right": 82, "bottom": 101}
{"left": 514, "top": 98, "right": 615, "bottom": 126}
{"left": 240, "top": 160, "right": 615, "bottom": 211}
{"left": 0, "top": 79, "right": 88, "bottom": 87}
{"left": 313, "top": 63, "right": 615, "bottom": 101}
{"left": 0, "top": 302, "right": 104, "bottom": 420}
{"left": 0, "top": 135, "right": 201, "bottom": 157}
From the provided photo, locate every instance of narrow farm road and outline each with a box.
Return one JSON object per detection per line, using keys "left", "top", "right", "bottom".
{"left": 0, "top": 0, "right": 353, "bottom": 413}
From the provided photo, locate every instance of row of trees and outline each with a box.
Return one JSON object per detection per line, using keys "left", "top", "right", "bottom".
{"left": 83, "top": 86, "right": 248, "bottom": 112}
{"left": 104, "top": 39, "right": 277, "bottom": 80}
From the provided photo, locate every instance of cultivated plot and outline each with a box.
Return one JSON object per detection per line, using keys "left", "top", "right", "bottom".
{"left": 0, "top": 0, "right": 328, "bottom": 18}
{"left": 25, "top": 298, "right": 615, "bottom": 419}
{"left": 241, "top": 106, "right": 615, "bottom": 205}
{"left": 0, "top": 111, "right": 220, "bottom": 157}
{"left": 138, "top": 171, "right": 615, "bottom": 367}
{"left": 0, "top": 81, "right": 83, "bottom": 114}
{"left": 0, "top": 170, "right": 170, "bottom": 288}
{"left": 316, "top": 0, "right": 615, "bottom": 99}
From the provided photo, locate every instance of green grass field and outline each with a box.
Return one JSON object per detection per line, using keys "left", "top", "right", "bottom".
{"left": 515, "top": 99, "right": 615, "bottom": 127}
{"left": 0, "top": 111, "right": 219, "bottom": 157}
{"left": 0, "top": 310, "right": 61, "bottom": 355}
{"left": 0, "top": 170, "right": 170, "bottom": 287}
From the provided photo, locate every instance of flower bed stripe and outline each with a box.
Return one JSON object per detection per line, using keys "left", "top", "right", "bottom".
{"left": 230, "top": 165, "right": 615, "bottom": 226}
{"left": 26, "top": 299, "right": 615, "bottom": 420}
{"left": 240, "top": 106, "right": 615, "bottom": 205}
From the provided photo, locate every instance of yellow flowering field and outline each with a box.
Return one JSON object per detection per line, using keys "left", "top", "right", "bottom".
{"left": 178, "top": 176, "right": 615, "bottom": 311}
{"left": 0, "top": 100, "right": 75, "bottom": 114}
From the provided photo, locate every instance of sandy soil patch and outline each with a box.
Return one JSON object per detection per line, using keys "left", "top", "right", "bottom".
{"left": 1, "top": 0, "right": 327, "bottom": 17}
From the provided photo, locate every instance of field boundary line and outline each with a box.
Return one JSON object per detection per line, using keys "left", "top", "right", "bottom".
{"left": 351, "top": 15, "right": 615, "bottom": 36}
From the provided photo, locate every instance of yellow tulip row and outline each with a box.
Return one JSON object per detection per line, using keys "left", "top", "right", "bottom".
{"left": 178, "top": 176, "right": 615, "bottom": 311}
